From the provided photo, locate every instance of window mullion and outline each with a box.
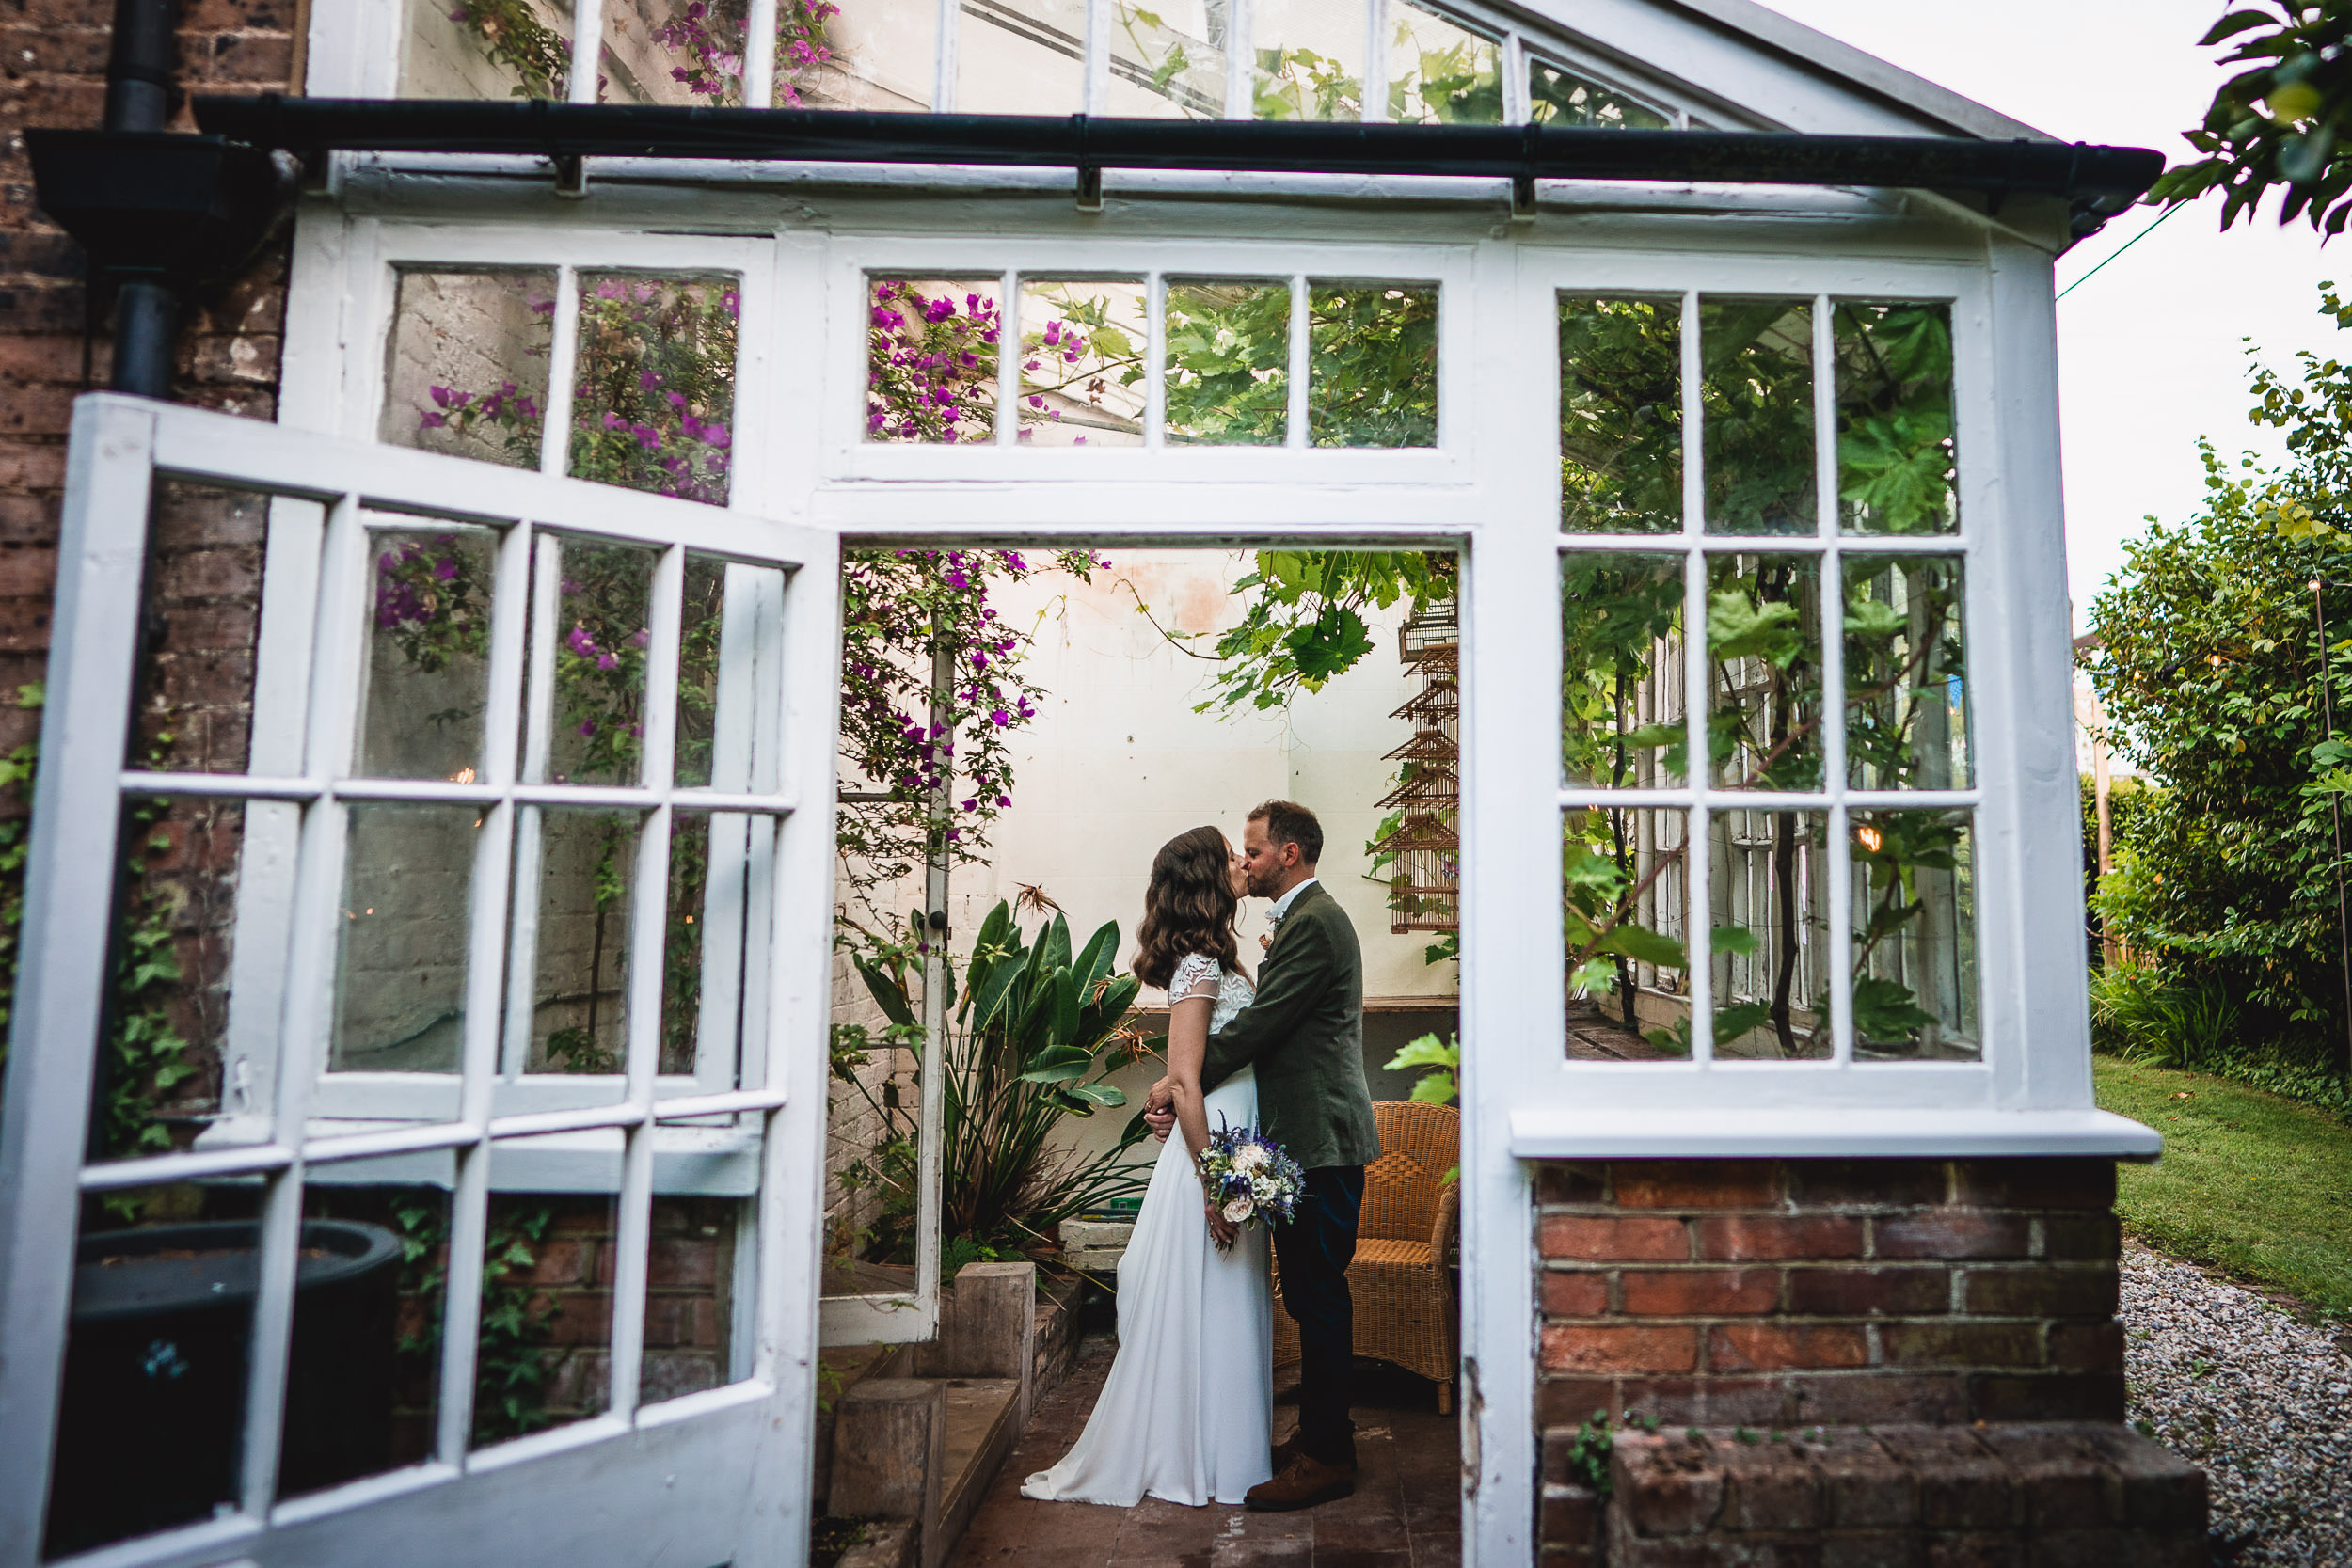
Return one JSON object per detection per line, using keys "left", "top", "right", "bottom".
{"left": 1084, "top": 0, "right": 1111, "bottom": 113}
{"left": 935, "top": 0, "right": 961, "bottom": 112}
{"left": 1677, "top": 290, "right": 1712, "bottom": 1064}
{"left": 569, "top": 0, "right": 603, "bottom": 104}
{"left": 1225, "top": 0, "right": 1252, "bottom": 118}
{"left": 1502, "top": 32, "right": 1528, "bottom": 124}
{"left": 1287, "top": 275, "right": 1310, "bottom": 448}
{"left": 744, "top": 0, "right": 778, "bottom": 106}
{"left": 1144, "top": 271, "right": 1166, "bottom": 451}
{"left": 541, "top": 268, "right": 581, "bottom": 480}
{"left": 1362, "top": 0, "right": 1388, "bottom": 122}
{"left": 997, "top": 268, "right": 1020, "bottom": 446}
{"left": 241, "top": 486, "right": 367, "bottom": 1513}
{"left": 1813, "top": 293, "right": 1855, "bottom": 1068}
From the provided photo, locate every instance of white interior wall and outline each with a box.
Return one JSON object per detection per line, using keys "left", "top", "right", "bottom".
{"left": 934, "top": 548, "right": 1456, "bottom": 1006}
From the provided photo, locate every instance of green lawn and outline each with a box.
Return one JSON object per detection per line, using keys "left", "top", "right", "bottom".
{"left": 2094, "top": 1055, "right": 2352, "bottom": 1320}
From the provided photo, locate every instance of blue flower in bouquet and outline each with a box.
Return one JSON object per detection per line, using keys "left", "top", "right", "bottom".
{"left": 1196, "top": 1118, "right": 1307, "bottom": 1243}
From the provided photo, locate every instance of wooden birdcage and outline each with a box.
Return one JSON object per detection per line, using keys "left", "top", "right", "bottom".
{"left": 1373, "top": 600, "right": 1463, "bottom": 935}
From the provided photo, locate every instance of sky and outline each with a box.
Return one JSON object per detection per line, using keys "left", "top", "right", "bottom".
{"left": 1764, "top": 0, "right": 2342, "bottom": 632}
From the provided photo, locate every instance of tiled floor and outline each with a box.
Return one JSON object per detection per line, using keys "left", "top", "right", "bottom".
{"left": 948, "top": 1341, "right": 1463, "bottom": 1568}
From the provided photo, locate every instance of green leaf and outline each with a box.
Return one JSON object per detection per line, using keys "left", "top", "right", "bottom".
{"left": 1710, "top": 1003, "right": 1774, "bottom": 1044}
{"left": 1707, "top": 589, "right": 1804, "bottom": 666}
{"left": 1406, "top": 1070, "right": 1458, "bottom": 1106}
{"left": 1598, "top": 922, "right": 1687, "bottom": 969}
{"left": 1073, "top": 918, "right": 1119, "bottom": 1000}
{"left": 1383, "top": 1032, "right": 1459, "bottom": 1072}
{"left": 855, "top": 958, "right": 917, "bottom": 1030}
{"left": 1851, "top": 975, "right": 1939, "bottom": 1041}
{"left": 1710, "top": 927, "right": 1760, "bottom": 957}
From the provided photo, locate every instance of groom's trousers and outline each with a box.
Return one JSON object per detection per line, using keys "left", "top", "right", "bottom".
{"left": 1274, "top": 1164, "right": 1366, "bottom": 1468}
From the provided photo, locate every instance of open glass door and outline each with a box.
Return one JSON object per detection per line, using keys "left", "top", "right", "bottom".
{"left": 0, "top": 394, "right": 840, "bottom": 1568}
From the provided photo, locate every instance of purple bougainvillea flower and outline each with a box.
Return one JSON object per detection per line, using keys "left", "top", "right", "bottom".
{"left": 419, "top": 411, "right": 448, "bottom": 428}
{"left": 639, "top": 370, "right": 661, "bottom": 391}
{"left": 434, "top": 558, "right": 458, "bottom": 580}
{"left": 579, "top": 720, "right": 596, "bottom": 736}
{"left": 630, "top": 628, "right": 650, "bottom": 646}
{"left": 596, "top": 652, "right": 619, "bottom": 671}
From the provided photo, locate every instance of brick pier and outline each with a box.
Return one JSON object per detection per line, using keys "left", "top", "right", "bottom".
{"left": 1530, "top": 1157, "right": 2205, "bottom": 1564}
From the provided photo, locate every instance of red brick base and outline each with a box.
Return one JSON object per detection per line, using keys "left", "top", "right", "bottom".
{"left": 1534, "top": 1159, "right": 2124, "bottom": 1433}
{"left": 1531, "top": 1156, "right": 2177, "bottom": 1565}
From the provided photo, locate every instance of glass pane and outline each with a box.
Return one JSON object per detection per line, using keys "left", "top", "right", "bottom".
{"left": 382, "top": 271, "right": 556, "bottom": 470}
{"left": 1559, "top": 294, "right": 1681, "bottom": 534}
{"left": 676, "top": 554, "right": 726, "bottom": 791}
{"left": 45, "top": 1181, "right": 265, "bottom": 1556}
{"left": 130, "top": 482, "right": 282, "bottom": 774}
{"left": 1851, "top": 809, "right": 1978, "bottom": 1061}
{"left": 1105, "top": 0, "right": 1227, "bottom": 117}
{"left": 1836, "top": 301, "right": 1957, "bottom": 535}
{"left": 570, "top": 274, "right": 739, "bottom": 506}
{"left": 602, "top": 0, "right": 747, "bottom": 103}
{"left": 1385, "top": 0, "right": 1500, "bottom": 124}
{"left": 361, "top": 525, "right": 498, "bottom": 781}
{"left": 334, "top": 803, "right": 482, "bottom": 1075}
{"left": 1706, "top": 553, "right": 1822, "bottom": 792}
{"left": 662, "top": 811, "right": 716, "bottom": 1076}
{"left": 527, "top": 808, "right": 643, "bottom": 1075}
{"left": 469, "top": 1169, "right": 619, "bottom": 1448}
{"left": 796, "top": 0, "right": 932, "bottom": 108}
{"left": 1018, "top": 278, "right": 1148, "bottom": 447}
{"left": 1844, "top": 555, "right": 1969, "bottom": 791}
{"left": 866, "top": 277, "right": 1003, "bottom": 445}
{"left": 1164, "top": 278, "right": 1290, "bottom": 446}
{"left": 1252, "top": 0, "right": 1362, "bottom": 119}
{"left": 402, "top": 0, "right": 577, "bottom": 98}
{"left": 1700, "top": 297, "right": 1814, "bottom": 536}
{"left": 544, "top": 537, "right": 659, "bottom": 787}
{"left": 1530, "top": 58, "right": 1669, "bottom": 129}
{"left": 1308, "top": 282, "right": 1437, "bottom": 448}
{"left": 1560, "top": 552, "right": 1683, "bottom": 788}
{"left": 640, "top": 1194, "right": 746, "bottom": 1404}
{"left": 956, "top": 0, "right": 1086, "bottom": 114}
{"left": 1564, "top": 807, "right": 1692, "bottom": 1061}
{"left": 279, "top": 1178, "right": 453, "bottom": 1499}
{"left": 1711, "top": 807, "right": 1829, "bottom": 1060}
{"left": 91, "top": 796, "right": 249, "bottom": 1160}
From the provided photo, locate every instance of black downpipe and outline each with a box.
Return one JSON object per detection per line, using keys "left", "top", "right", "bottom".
{"left": 103, "top": 0, "right": 181, "bottom": 400}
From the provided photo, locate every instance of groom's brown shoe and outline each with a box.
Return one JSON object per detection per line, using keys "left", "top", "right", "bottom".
{"left": 1246, "top": 1452, "right": 1355, "bottom": 1512}
{"left": 1268, "top": 1436, "right": 1299, "bottom": 1472}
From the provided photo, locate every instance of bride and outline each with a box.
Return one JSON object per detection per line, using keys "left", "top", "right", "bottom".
{"left": 1020, "top": 825, "right": 1273, "bottom": 1508}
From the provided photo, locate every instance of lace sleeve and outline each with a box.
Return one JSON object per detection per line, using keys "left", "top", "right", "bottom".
{"left": 1167, "top": 951, "right": 1221, "bottom": 1005}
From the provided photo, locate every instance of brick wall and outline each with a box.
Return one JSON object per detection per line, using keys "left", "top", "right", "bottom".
{"left": 1, "top": 0, "right": 300, "bottom": 1125}
{"left": 1534, "top": 1158, "right": 2124, "bottom": 1437}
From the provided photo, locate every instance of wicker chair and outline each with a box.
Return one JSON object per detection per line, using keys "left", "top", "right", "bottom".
{"left": 1273, "top": 1100, "right": 1460, "bottom": 1413}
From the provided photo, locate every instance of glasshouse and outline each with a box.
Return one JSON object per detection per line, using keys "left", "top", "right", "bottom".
{"left": 0, "top": 0, "right": 2201, "bottom": 1563}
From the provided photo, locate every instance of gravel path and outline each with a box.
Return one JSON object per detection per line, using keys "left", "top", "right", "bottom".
{"left": 2122, "top": 1245, "right": 2352, "bottom": 1566}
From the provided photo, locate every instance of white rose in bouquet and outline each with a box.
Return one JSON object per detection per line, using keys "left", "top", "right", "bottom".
{"left": 1233, "top": 1144, "right": 1268, "bottom": 1173}
{"left": 1221, "top": 1196, "right": 1254, "bottom": 1224}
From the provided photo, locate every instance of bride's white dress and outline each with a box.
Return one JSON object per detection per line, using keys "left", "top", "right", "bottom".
{"left": 1020, "top": 952, "right": 1272, "bottom": 1507}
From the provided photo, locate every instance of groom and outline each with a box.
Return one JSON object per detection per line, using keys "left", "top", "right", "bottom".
{"left": 1146, "top": 799, "right": 1381, "bottom": 1512}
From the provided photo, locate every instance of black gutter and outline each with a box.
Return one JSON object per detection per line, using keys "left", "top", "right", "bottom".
{"left": 194, "top": 95, "right": 2163, "bottom": 221}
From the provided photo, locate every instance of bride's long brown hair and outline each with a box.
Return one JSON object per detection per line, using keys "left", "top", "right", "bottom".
{"left": 1133, "top": 826, "right": 1241, "bottom": 990}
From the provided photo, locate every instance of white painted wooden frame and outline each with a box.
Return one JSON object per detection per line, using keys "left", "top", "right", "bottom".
{"left": 256, "top": 176, "right": 2146, "bottom": 1568}
{"left": 0, "top": 396, "right": 841, "bottom": 1568}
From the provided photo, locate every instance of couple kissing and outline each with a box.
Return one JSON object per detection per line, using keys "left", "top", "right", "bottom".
{"left": 1021, "top": 800, "right": 1381, "bottom": 1513}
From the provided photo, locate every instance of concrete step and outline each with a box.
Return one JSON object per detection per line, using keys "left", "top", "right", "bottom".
{"left": 937, "top": 1377, "right": 1022, "bottom": 1555}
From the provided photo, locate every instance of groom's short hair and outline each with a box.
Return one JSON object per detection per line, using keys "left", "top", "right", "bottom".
{"left": 1249, "top": 800, "right": 1324, "bottom": 866}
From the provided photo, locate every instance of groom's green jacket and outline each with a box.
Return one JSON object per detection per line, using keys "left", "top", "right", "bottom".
{"left": 1200, "top": 879, "right": 1382, "bottom": 1171}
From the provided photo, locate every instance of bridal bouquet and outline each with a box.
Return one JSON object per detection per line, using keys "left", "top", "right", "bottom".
{"left": 1197, "top": 1119, "right": 1306, "bottom": 1247}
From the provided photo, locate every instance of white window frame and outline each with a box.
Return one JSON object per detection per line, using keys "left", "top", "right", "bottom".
{"left": 257, "top": 182, "right": 2153, "bottom": 1568}
{"left": 0, "top": 395, "right": 841, "bottom": 1568}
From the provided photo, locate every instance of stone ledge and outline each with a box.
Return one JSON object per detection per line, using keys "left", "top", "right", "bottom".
{"left": 1607, "top": 1422, "right": 2206, "bottom": 1566}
